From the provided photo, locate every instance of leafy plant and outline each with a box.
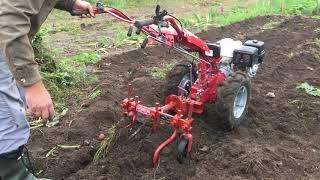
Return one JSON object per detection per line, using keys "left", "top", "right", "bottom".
{"left": 297, "top": 82, "right": 320, "bottom": 97}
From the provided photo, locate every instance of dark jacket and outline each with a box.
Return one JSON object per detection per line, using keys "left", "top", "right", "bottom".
{"left": 0, "top": 0, "right": 75, "bottom": 86}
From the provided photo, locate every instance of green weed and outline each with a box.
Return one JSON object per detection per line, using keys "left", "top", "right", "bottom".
{"left": 148, "top": 61, "right": 177, "bottom": 80}
{"left": 297, "top": 82, "right": 320, "bottom": 97}
{"left": 89, "top": 90, "right": 101, "bottom": 99}
{"left": 32, "top": 27, "right": 56, "bottom": 72}
{"left": 93, "top": 125, "right": 117, "bottom": 163}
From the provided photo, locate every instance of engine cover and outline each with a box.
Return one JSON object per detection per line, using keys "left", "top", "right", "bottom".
{"left": 233, "top": 46, "right": 259, "bottom": 70}
{"left": 244, "top": 40, "right": 265, "bottom": 63}
{"left": 206, "top": 42, "right": 221, "bottom": 59}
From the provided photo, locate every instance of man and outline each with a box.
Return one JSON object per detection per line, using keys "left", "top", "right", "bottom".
{"left": 0, "top": 0, "right": 94, "bottom": 179}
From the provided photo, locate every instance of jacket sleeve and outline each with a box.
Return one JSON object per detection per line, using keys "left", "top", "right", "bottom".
{"left": 0, "top": 0, "right": 46, "bottom": 87}
{"left": 55, "top": 0, "right": 76, "bottom": 12}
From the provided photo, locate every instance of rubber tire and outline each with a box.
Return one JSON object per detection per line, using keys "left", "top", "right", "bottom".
{"left": 215, "top": 71, "right": 251, "bottom": 131}
{"left": 162, "top": 61, "right": 197, "bottom": 99}
{"left": 177, "top": 137, "right": 188, "bottom": 164}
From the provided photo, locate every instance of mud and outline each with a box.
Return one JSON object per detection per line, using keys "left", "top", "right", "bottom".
{"left": 29, "top": 15, "right": 320, "bottom": 179}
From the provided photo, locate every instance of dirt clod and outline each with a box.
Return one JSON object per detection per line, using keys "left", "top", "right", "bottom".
{"left": 97, "top": 133, "right": 106, "bottom": 141}
{"left": 266, "top": 92, "right": 276, "bottom": 98}
{"left": 199, "top": 145, "right": 209, "bottom": 152}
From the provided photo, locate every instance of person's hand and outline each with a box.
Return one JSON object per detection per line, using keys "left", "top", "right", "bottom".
{"left": 73, "top": 0, "right": 95, "bottom": 17}
{"left": 25, "top": 81, "right": 55, "bottom": 124}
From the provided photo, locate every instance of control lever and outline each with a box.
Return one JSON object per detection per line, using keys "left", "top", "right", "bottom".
{"left": 154, "top": 5, "right": 168, "bottom": 21}
{"left": 155, "top": 5, "right": 160, "bottom": 16}
{"left": 141, "top": 38, "right": 148, "bottom": 49}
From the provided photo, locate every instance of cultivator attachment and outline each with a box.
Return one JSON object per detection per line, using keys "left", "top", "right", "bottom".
{"left": 121, "top": 84, "right": 200, "bottom": 164}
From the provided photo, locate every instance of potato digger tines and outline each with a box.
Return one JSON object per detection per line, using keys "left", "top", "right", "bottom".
{"left": 78, "top": 3, "right": 266, "bottom": 165}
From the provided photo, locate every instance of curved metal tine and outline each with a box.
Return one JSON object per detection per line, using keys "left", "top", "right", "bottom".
{"left": 178, "top": 86, "right": 187, "bottom": 97}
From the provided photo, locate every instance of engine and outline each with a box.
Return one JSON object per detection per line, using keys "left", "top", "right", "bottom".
{"left": 233, "top": 40, "right": 265, "bottom": 77}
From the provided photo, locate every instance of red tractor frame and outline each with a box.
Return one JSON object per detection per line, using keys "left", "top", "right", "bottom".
{"left": 78, "top": 3, "right": 265, "bottom": 165}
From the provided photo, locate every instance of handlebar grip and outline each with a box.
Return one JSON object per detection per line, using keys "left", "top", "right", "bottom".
{"left": 70, "top": 9, "right": 90, "bottom": 16}
{"left": 134, "top": 19, "right": 154, "bottom": 35}
{"left": 141, "top": 38, "right": 148, "bottom": 49}
{"left": 127, "top": 25, "right": 133, "bottom": 37}
{"left": 136, "top": 27, "right": 142, "bottom": 35}
{"left": 134, "top": 19, "right": 155, "bottom": 28}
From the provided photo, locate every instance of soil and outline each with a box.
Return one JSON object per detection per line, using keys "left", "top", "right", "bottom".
{"left": 29, "top": 15, "right": 320, "bottom": 179}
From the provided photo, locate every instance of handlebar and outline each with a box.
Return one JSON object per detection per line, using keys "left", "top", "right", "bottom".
{"left": 71, "top": 3, "right": 182, "bottom": 49}
{"left": 134, "top": 19, "right": 155, "bottom": 28}
{"left": 70, "top": 9, "right": 92, "bottom": 16}
{"left": 134, "top": 19, "right": 155, "bottom": 35}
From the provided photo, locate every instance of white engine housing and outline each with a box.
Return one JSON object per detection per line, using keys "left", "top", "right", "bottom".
{"left": 218, "top": 38, "right": 243, "bottom": 64}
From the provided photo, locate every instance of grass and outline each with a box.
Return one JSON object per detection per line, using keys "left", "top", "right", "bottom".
{"left": 180, "top": 0, "right": 318, "bottom": 29}
{"left": 58, "top": 23, "right": 81, "bottom": 34}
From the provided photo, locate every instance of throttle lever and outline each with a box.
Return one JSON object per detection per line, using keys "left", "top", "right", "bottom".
{"left": 159, "top": 21, "right": 169, "bottom": 28}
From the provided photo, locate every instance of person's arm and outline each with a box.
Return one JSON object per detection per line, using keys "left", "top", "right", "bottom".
{"left": 55, "top": 0, "right": 76, "bottom": 12}
{"left": 56, "top": 0, "right": 95, "bottom": 17}
{"left": 0, "top": 0, "right": 44, "bottom": 87}
{"left": 0, "top": 0, "right": 55, "bottom": 120}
